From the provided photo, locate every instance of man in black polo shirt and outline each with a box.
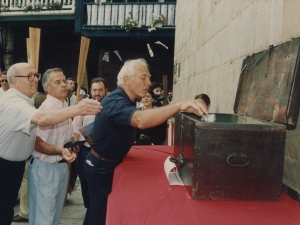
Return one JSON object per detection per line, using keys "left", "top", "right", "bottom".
{"left": 84, "top": 58, "right": 209, "bottom": 225}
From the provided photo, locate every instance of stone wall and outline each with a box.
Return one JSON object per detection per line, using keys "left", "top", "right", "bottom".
{"left": 173, "top": 0, "right": 300, "bottom": 199}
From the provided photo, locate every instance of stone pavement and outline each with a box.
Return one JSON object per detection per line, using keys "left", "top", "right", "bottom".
{"left": 12, "top": 178, "right": 85, "bottom": 225}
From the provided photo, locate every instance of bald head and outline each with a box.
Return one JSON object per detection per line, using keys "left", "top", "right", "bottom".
{"left": 7, "top": 63, "right": 32, "bottom": 86}
{"left": 7, "top": 62, "right": 38, "bottom": 98}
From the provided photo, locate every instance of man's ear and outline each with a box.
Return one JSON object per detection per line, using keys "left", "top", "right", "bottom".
{"left": 124, "top": 75, "right": 130, "bottom": 85}
{"left": 11, "top": 77, "right": 18, "bottom": 87}
{"left": 43, "top": 85, "right": 49, "bottom": 93}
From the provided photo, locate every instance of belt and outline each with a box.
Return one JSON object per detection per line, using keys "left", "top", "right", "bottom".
{"left": 91, "top": 148, "right": 119, "bottom": 164}
{"left": 30, "top": 158, "right": 66, "bottom": 164}
{"left": 140, "top": 134, "right": 151, "bottom": 139}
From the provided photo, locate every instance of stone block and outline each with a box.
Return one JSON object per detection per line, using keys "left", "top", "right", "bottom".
{"left": 254, "top": 0, "right": 284, "bottom": 51}
{"left": 282, "top": 0, "right": 300, "bottom": 41}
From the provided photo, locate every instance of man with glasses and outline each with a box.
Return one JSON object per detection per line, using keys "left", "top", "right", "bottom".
{"left": 0, "top": 63, "right": 101, "bottom": 225}
{"left": 0, "top": 71, "right": 9, "bottom": 97}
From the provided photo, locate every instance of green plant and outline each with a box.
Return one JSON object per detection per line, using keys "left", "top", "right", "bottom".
{"left": 148, "top": 14, "right": 166, "bottom": 32}
{"left": 123, "top": 12, "right": 139, "bottom": 32}
{"left": 64, "top": 0, "right": 72, "bottom": 5}
{"left": 45, "top": 1, "right": 62, "bottom": 10}
{"left": 0, "top": 3, "right": 10, "bottom": 13}
{"left": 23, "top": 3, "right": 44, "bottom": 12}
{"left": 23, "top": 3, "right": 43, "bottom": 12}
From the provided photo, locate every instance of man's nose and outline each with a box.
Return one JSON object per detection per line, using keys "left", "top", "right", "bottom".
{"left": 146, "top": 79, "right": 152, "bottom": 86}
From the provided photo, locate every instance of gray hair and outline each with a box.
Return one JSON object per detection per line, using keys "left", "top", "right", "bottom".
{"left": 117, "top": 58, "right": 148, "bottom": 86}
{"left": 7, "top": 64, "right": 19, "bottom": 86}
{"left": 42, "top": 68, "right": 64, "bottom": 93}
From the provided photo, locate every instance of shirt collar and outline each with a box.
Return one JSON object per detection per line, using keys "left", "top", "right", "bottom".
{"left": 10, "top": 88, "right": 35, "bottom": 105}
{"left": 116, "top": 86, "right": 136, "bottom": 104}
{"left": 46, "top": 94, "right": 68, "bottom": 107}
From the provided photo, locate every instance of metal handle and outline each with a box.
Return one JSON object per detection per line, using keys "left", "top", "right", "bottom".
{"left": 226, "top": 153, "right": 250, "bottom": 167}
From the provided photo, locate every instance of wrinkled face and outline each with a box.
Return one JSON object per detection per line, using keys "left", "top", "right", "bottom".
{"left": 141, "top": 92, "right": 154, "bottom": 107}
{"left": 91, "top": 81, "right": 107, "bottom": 102}
{"left": 66, "top": 80, "right": 76, "bottom": 91}
{"left": 44, "top": 72, "right": 67, "bottom": 102}
{"left": 1, "top": 75, "right": 9, "bottom": 91}
{"left": 12, "top": 64, "right": 38, "bottom": 98}
{"left": 153, "top": 87, "right": 163, "bottom": 95}
{"left": 126, "top": 64, "right": 152, "bottom": 99}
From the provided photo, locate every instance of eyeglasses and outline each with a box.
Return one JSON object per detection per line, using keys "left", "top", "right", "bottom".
{"left": 15, "top": 73, "right": 41, "bottom": 82}
{"left": 1, "top": 79, "right": 8, "bottom": 83}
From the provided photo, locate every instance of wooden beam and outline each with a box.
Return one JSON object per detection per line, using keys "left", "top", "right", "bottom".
{"left": 29, "top": 27, "right": 41, "bottom": 71}
{"left": 163, "top": 75, "right": 168, "bottom": 105}
{"left": 76, "top": 36, "right": 90, "bottom": 104}
{"left": 26, "top": 38, "right": 31, "bottom": 65}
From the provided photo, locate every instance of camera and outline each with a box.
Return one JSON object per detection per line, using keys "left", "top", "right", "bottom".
{"left": 153, "top": 94, "right": 165, "bottom": 107}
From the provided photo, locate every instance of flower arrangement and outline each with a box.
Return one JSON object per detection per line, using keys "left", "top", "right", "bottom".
{"left": 148, "top": 14, "right": 166, "bottom": 32}
{"left": 0, "top": 0, "right": 69, "bottom": 13}
{"left": 23, "top": 3, "right": 43, "bottom": 12}
{"left": 45, "top": 1, "right": 63, "bottom": 10}
{"left": 0, "top": 3, "right": 10, "bottom": 13}
{"left": 123, "top": 12, "right": 139, "bottom": 32}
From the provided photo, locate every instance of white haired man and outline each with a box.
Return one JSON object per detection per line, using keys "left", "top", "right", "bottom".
{"left": 0, "top": 63, "right": 101, "bottom": 225}
{"left": 84, "top": 58, "right": 209, "bottom": 225}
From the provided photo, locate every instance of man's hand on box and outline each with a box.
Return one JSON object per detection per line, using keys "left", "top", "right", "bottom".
{"left": 180, "top": 99, "right": 209, "bottom": 117}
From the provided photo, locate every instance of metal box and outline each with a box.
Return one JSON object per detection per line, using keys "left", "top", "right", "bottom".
{"left": 173, "top": 38, "right": 300, "bottom": 201}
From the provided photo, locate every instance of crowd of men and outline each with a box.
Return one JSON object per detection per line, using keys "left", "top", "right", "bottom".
{"left": 0, "top": 59, "right": 208, "bottom": 225}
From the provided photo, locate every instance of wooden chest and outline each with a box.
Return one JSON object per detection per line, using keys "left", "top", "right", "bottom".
{"left": 173, "top": 38, "right": 300, "bottom": 201}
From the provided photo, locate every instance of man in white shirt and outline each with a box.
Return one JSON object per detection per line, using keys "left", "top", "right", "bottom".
{"left": 73, "top": 77, "right": 107, "bottom": 222}
{"left": 28, "top": 68, "right": 78, "bottom": 225}
{"left": 0, "top": 63, "right": 101, "bottom": 225}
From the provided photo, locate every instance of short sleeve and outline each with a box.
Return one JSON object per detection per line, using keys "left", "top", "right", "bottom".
{"left": 8, "top": 99, "right": 38, "bottom": 135}
{"left": 106, "top": 99, "right": 138, "bottom": 126}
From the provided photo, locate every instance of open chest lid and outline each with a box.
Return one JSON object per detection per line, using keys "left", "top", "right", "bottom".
{"left": 234, "top": 38, "right": 300, "bottom": 126}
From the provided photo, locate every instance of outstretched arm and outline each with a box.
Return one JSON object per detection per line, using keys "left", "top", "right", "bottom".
{"left": 131, "top": 99, "right": 208, "bottom": 129}
{"left": 32, "top": 98, "right": 101, "bottom": 127}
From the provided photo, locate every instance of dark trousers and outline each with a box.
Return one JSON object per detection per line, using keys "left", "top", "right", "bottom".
{"left": 84, "top": 152, "right": 118, "bottom": 225}
{"left": 70, "top": 158, "right": 78, "bottom": 191}
{"left": 0, "top": 158, "right": 25, "bottom": 225}
{"left": 78, "top": 146, "right": 91, "bottom": 208}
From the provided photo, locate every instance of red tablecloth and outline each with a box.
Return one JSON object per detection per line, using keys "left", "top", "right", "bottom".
{"left": 107, "top": 146, "right": 300, "bottom": 225}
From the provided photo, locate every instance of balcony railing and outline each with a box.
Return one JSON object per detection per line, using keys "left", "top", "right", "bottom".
{"left": 84, "top": 2, "right": 176, "bottom": 28}
{"left": 0, "top": 0, "right": 75, "bottom": 16}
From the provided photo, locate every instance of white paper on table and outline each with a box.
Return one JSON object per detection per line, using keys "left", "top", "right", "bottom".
{"left": 164, "top": 156, "right": 184, "bottom": 186}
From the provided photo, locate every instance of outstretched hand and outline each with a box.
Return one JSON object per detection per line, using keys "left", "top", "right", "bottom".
{"left": 62, "top": 148, "right": 77, "bottom": 163}
{"left": 180, "top": 99, "right": 209, "bottom": 116}
{"left": 77, "top": 99, "right": 102, "bottom": 116}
